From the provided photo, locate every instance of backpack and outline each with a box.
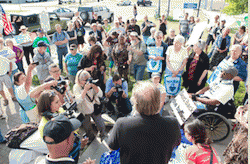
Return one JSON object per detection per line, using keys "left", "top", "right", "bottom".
{"left": 5, "top": 122, "right": 39, "bottom": 149}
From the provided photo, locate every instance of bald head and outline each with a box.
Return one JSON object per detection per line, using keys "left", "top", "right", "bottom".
{"left": 132, "top": 81, "right": 160, "bottom": 115}
{"left": 222, "top": 27, "right": 230, "bottom": 36}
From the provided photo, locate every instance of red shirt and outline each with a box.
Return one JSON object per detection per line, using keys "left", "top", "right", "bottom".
{"left": 186, "top": 144, "right": 221, "bottom": 164}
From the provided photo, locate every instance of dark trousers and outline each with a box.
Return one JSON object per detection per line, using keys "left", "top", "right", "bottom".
{"left": 107, "top": 96, "right": 132, "bottom": 115}
{"left": 23, "top": 45, "right": 34, "bottom": 65}
{"left": 233, "top": 80, "right": 240, "bottom": 95}
{"left": 16, "top": 61, "right": 25, "bottom": 74}
{"left": 209, "top": 50, "right": 227, "bottom": 70}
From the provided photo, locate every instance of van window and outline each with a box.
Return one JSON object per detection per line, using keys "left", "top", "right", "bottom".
{"left": 99, "top": 7, "right": 103, "bottom": 11}
{"left": 28, "top": 16, "right": 38, "bottom": 24}
{"left": 93, "top": 7, "right": 98, "bottom": 12}
{"left": 49, "top": 13, "right": 58, "bottom": 20}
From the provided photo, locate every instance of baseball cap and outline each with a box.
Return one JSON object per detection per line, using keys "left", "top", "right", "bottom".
{"left": 151, "top": 72, "right": 161, "bottom": 78}
{"left": 37, "top": 41, "right": 48, "bottom": 47}
{"left": 69, "top": 44, "right": 77, "bottom": 50}
{"left": 37, "top": 28, "right": 44, "bottom": 33}
{"left": 43, "top": 115, "right": 81, "bottom": 144}
{"left": 222, "top": 66, "right": 238, "bottom": 77}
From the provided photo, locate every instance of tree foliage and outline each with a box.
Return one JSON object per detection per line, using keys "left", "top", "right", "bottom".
{"left": 223, "top": 0, "right": 248, "bottom": 15}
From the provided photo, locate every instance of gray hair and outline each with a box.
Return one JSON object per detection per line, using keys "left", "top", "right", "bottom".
{"left": 196, "top": 40, "right": 206, "bottom": 51}
{"left": 150, "top": 28, "right": 156, "bottom": 35}
{"left": 154, "top": 31, "right": 163, "bottom": 38}
{"left": 5, "top": 38, "right": 13, "bottom": 45}
{"left": 55, "top": 24, "right": 61, "bottom": 28}
{"left": 75, "top": 70, "right": 90, "bottom": 85}
{"left": 169, "top": 28, "right": 175, "bottom": 33}
{"left": 49, "top": 63, "right": 59, "bottom": 71}
{"left": 231, "top": 44, "right": 242, "bottom": 53}
{"left": 174, "top": 35, "right": 185, "bottom": 44}
{"left": 132, "top": 81, "right": 160, "bottom": 115}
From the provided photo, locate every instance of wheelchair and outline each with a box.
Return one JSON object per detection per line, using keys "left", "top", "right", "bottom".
{"left": 164, "top": 96, "right": 236, "bottom": 143}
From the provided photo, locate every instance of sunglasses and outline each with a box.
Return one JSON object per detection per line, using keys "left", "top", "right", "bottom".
{"left": 70, "top": 48, "right": 76, "bottom": 51}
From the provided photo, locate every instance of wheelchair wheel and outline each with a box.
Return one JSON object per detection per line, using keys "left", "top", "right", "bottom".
{"left": 197, "top": 112, "right": 231, "bottom": 142}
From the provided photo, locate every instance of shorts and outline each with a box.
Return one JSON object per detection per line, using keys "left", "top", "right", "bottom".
{"left": 0, "top": 74, "right": 12, "bottom": 91}
{"left": 206, "top": 34, "right": 215, "bottom": 45}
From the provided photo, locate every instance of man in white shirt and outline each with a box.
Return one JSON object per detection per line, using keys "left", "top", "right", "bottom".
{"left": 0, "top": 56, "right": 17, "bottom": 106}
{"left": 109, "top": 20, "right": 125, "bottom": 35}
{"left": 191, "top": 66, "right": 237, "bottom": 108}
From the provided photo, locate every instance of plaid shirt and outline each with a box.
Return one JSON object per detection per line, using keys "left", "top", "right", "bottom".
{"left": 212, "top": 34, "right": 231, "bottom": 52}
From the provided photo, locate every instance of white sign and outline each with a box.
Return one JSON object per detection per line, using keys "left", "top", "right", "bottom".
{"left": 147, "top": 47, "right": 163, "bottom": 73}
{"left": 186, "top": 21, "right": 208, "bottom": 46}
{"left": 39, "top": 11, "right": 51, "bottom": 32}
{"left": 170, "top": 89, "right": 197, "bottom": 125}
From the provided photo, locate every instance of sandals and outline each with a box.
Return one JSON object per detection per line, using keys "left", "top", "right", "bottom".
{"left": 3, "top": 99, "right": 8, "bottom": 106}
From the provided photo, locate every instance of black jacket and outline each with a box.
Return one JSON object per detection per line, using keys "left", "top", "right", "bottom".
{"left": 89, "top": 30, "right": 102, "bottom": 43}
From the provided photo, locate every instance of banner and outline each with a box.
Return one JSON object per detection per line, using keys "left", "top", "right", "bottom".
{"left": 14, "top": 34, "right": 32, "bottom": 45}
{"left": 147, "top": 47, "right": 163, "bottom": 73}
{"left": 186, "top": 22, "right": 208, "bottom": 46}
{"left": 39, "top": 11, "right": 51, "bottom": 32}
{"left": 0, "top": 49, "right": 8, "bottom": 58}
{"left": 207, "top": 58, "right": 233, "bottom": 84}
{"left": 164, "top": 74, "right": 182, "bottom": 96}
{"left": 170, "top": 89, "right": 197, "bottom": 125}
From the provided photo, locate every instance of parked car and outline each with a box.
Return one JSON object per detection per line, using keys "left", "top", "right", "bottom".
{"left": 137, "top": 0, "right": 152, "bottom": 6}
{"left": 117, "top": 0, "right": 131, "bottom": 6}
{"left": 78, "top": 6, "right": 114, "bottom": 26}
{"left": 8, "top": 12, "right": 68, "bottom": 36}
{"left": 53, "top": 8, "right": 74, "bottom": 19}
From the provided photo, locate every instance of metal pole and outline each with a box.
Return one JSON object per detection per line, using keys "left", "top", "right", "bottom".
{"left": 167, "top": 0, "right": 170, "bottom": 17}
{"left": 158, "top": 0, "right": 160, "bottom": 18}
{"left": 197, "top": 0, "right": 201, "bottom": 17}
{"left": 210, "top": 0, "right": 213, "bottom": 11}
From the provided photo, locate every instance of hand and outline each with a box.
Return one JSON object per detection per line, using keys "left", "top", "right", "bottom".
{"left": 28, "top": 63, "right": 37, "bottom": 71}
{"left": 154, "top": 56, "right": 160, "bottom": 61}
{"left": 82, "top": 158, "right": 96, "bottom": 164}
{"left": 187, "top": 46, "right": 191, "bottom": 52}
{"left": 172, "top": 71, "right": 178, "bottom": 77}
{"left": 111, "top": 87, "right": 117, "bottom": 93}
{"left": 81, "top": 137, "right": 89, "bottom": 149}
{"left": 84, "top": 83, "right": 92, "bottom": 91}
{"left": 127, "top": 45, "right": 133, "bottom": 51}
{"left": 127, "top": 60, "right": 131, "bottom": 65}
{"left": 197, "top": 80, "right": 202, "bottom": 86}
{"left": 122, "top": 91, "right": 126, "bottom": 98}
{"left": 91, "top": 65, "right": 97, "bottom": 71}
{"left": 8, "top": 71, "right": 12, "bottom": 76}
{"left": 47, "top": 80, "right": 58, "bottom": 88}
{"left": 188, "top": 93, "right": 193, "bottom": 99}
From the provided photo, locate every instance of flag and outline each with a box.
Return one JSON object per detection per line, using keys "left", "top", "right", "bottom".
{"left": 0, "top": 5, "right": 13, "bottom": 35}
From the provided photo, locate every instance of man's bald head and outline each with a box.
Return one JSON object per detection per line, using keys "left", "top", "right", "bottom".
{"left": 222, "top": 27, "right": 230, "bottom": 36}
{"left": 132, "top": 81, "right": 160, "bottom": 115}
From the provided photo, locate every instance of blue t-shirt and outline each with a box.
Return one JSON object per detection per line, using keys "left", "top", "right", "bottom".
{"left": 65, "top": 53, "right": 83, "bottom": 76}
{"left": 105, "top": 78, "right": 128, "bottom": 97}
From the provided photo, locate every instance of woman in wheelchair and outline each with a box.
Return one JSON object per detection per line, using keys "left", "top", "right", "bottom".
{"left": 189, "top": 66, "right": 238, "bottom": 118}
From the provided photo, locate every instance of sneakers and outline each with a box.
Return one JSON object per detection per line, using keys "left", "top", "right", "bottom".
{"left": 3, "top": 99, "right": 8, "bottom": 106}
{"left": 0, "top": 114, "right": 6, "bottom": 119}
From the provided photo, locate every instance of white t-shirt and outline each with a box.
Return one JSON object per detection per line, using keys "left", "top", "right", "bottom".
{"left": 203, "top": 79, "right": 234, "bottom": 105}
{"left": 0, "top": 47, "right": 18, "bottom": 70}
{"left": 73, "top": 84, "right": 103, "bottom": 115}
{"left": 166, "top": 46, "right": 188, "bottom": 71}
{"left": 0, "top": 56, "right": 10, "bottom": 75}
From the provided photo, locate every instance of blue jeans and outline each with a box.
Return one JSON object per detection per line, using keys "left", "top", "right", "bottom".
{"left": 134, "top": 64, "right": 146, "bottom": 81}
{"left": 57, "top": 46, "right": 68, "bottom": 70}
{"left": 181, "top": 32, "right": 189, "bottom": 42}
{"left": 0, "top": 128, "right": 5, "bottom": 142}
{"left": 16, "top": 61, "right": 25, "bottom": 74}
{"left": 143, "top": 35, "right": 150, "bottom": 44}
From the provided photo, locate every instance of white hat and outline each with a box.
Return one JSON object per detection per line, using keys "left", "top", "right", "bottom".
{"left": 130, "top": 31, "right": 138, "bottom": 37}
{"left": 151, "top": 72, "right": 160, "bottom": 78}
{"left": 19, "top": 25, "right": 28, "bottom": 31}
{"left": 114, "top": 19, "right": 119, "bottom": 23}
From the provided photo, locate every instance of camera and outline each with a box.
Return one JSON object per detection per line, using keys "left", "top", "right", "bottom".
{"left": 32, "top": 62, "right": 39, "bottom": 65}
{"left": 51, "top": 81, "right": 67, "bottom": 94}
{"left": 86, "top": 77, "right": 99, "bottom": 85}
{"left": 115, "top": 84, "right": 123, "bottom": 95}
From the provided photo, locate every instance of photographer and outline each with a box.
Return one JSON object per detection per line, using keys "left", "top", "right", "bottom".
{"left": 37, "top": 90, "right": 88, "bottom": 164}
{"left": 13, "top": 63, "right": 57, "bottom": 123}
{"left": 73, "top": 70, "right": 106, "bottom": 143}
{"left": 46, "top": 63, "right": 74, "bottom": 104}
{"left": 105, "top": 74, "right": 132, "bottom": 117}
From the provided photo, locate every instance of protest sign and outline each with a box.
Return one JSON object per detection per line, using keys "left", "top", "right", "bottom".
{"left": 207, "top": 58, "right": 233, "bottom": 84}
{"left": 39, "top": 11, "right": 51, "bottom": 32}
{"left": 147, "top": 47, "right": 163, "bottom": 73}
{"left": 164, "top": 74, "right": 182, "bottom": 96}
{"left": 0, "top": 49, "right": 8, "bottom": 57}
{"left": 170, "top": 89, "right": 197, "bottom": 125}
{"left": 14, "top": 34, "right": 32, "bottom": 45}
{"left": 186, "top": 22, "right": 208, "bottom": 46}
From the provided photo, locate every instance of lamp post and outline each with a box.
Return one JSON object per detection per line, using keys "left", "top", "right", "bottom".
{"left": 197, "top": 0, "right": 201, "bottom": 17}
{"left": 167, "top": 0, "right": 170, "bottom": 17}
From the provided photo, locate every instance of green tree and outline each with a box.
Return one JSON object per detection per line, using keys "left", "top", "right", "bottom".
{"left": 223, "top": 0, "right": 248, "bottom": 15}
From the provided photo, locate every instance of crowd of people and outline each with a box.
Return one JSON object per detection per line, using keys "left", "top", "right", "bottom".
{"left": 0, "top": 11, "right": 248, "bottom": 164}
